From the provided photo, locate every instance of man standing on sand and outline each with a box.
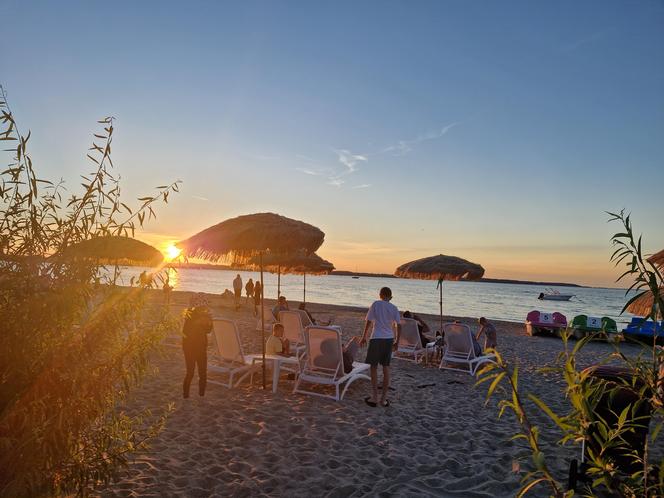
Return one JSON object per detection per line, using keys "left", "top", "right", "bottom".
{"left": 232, "top": 274, "right": 243, "bottom": 310}
{"left": 360, "top": 287, "right": 401, "bottom": 408}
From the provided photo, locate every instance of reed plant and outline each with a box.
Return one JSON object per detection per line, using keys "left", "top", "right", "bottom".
{"left": 478, "top": 210, "right": 664, "bottom": 497}
{"left": 0, "top": 86, "right": 180, "bottom": 496}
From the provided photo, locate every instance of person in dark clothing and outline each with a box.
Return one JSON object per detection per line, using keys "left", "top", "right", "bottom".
{"left": 253, "top": 280, "right": 262, "bottom": 315}
{"left": 182, "top": 293, "right": 213, "bottom": 398}
{"left": 403, "top": 310, "right": 434, "bottom": 347}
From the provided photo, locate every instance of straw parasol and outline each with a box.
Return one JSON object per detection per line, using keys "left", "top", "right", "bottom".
{"left": 249, "top": 251, "right": 334, "bottom": 303}
{"left": 61, "top": 236, "right": 164, "bottom": 266}
{"left": 648, "top": 249, "right": 664, "bottom": 270}
{"left": 625, "top": 249, "right": 664, "bottom": 320}
{"left": 395, "top": 254, "right": 485, "bottom": 334}
{"left": 626, "top": 288, "right": 663, "bottom": 320}
{"left": 177, "top": 212, "right": 325, "bottom": 388}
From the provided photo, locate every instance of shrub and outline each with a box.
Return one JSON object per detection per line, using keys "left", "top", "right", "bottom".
{"left": 0, "top": 86, "right": 180, "bottom": 496}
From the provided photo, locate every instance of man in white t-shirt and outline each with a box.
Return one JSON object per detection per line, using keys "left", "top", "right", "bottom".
{"left": 360, "top": 287, "right": 401, "bottom": 407}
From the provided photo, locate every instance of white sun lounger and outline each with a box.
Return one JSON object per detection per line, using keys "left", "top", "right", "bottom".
{"left": 395, "top": 318, "right": 429, "bottom": 364}
{"left": 208, "top": 318, "right": 261, "bottom": 388}
{"left": 279, "top": 310, "right": 307, "bottom": 358}
{"left": 255, "top": 305, "right": 277, "bottom": 332}
{"left": 439, "top": 322, "right": 496, "bottom": 376}
{"left": 293, "top": 326, "right": 370, "bottom": 401}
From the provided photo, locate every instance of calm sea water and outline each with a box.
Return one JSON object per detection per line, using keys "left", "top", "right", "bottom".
{"left": 116, "top": 266, "right": 636, "bottom": 325}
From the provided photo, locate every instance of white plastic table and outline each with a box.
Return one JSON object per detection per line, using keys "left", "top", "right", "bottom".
{"left": 248, "top": 354, "right": 300, "bottom": 393}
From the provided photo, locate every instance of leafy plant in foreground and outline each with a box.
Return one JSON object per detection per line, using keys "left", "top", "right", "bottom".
{"left": 477, "top": 211, "right": 663, "bottom": 497}
{"left": 0, "top": 86, "right": 180, "bottom": 496}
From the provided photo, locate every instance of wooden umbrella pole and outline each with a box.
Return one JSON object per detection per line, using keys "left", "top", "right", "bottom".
{"left": 277, "top": 266, "right": 281, "bottom": 299}
{"left": 303, "top": 272, "right": 306, "bottom": 304}
{"left": 439, "top": 278, "right": 443, "bottom": 335}
{"left": 260, "top": 252, "right": 266, "bottom": 389}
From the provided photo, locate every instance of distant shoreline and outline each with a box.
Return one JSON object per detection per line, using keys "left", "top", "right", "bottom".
{"left": 164, "top": 262, "right": 583, "bottom": 288}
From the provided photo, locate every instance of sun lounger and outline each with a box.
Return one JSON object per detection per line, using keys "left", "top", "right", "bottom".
{"left": 255, "top": 305, "right": 276, "bottom": 332}
{"left": 208, "top": 318, "right": 262, "bottom": 388}
{"left": 439, "top": 322, "right": 496, "bottom": 376}
{"left": 293, "top": 326, "right": 370, "bottom": 401}
{"left": 279, "top": 310, "right": 307, "bottom": 358}
{"left": 395, "top": 318, "right": 428, "bottom": 363}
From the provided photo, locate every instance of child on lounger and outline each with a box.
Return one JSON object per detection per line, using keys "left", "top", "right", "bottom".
{"left": 266, "top": 323, "right": 290, "bottom": 356}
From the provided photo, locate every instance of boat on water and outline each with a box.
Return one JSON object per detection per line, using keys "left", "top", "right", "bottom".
{"left": 538, "top": 288, "right": 574, "bottom": 301}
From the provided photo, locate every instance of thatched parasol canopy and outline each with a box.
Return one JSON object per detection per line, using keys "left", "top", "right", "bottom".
{"left": 249, "top": 251, "right": 334, "bottom": 275}
{"left": 61, "top": 236, "right": 163, "bottom": 266}
{"left": 395, "top": 254, "right": 485, "bottom": 334}
{"left": 177, "top": 212, "right": 325, "bottom": 262}
{"left": 246, "top": 251, "right": 335, "bottom": 303}
{"left": 648, "top": 249, "right": 664, "bottom": 270}
{"left": 626, "top": 288, "right": 663, "bottom": 319}
{"left": 395, "top": 254, "right": 485, "bottom": 282}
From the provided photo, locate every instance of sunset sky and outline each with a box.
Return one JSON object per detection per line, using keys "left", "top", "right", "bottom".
{"left": 2, "top": 1, "right": 662, "bottom": 287}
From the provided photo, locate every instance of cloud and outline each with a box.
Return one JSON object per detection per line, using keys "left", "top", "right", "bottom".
{"left": 295, "top": 167, "right": 322, "bottom": 176}
{"left": 383, "top": 122, "right": 458, "bottom": 155}
{"left": 191, "top": 195, "right": 209, "bottom": 201}
{"left": 327, "top": 178, "right": 345, "bottom": 187}
{"left": 559, "top": 30, "right": 608, "bottom": 53}
{"left": 335, "top": 149, "right": 368, "bottom": 174}
{"left": 351, "top": 184, "right": 371, "bottom": 189}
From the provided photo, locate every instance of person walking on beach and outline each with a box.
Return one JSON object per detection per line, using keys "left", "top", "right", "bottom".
{"left": 360, "top": 287, "right": 401, "bottom": 407}
{"left": 232, "top": 274, "right": 243, "bottom": 310}
{"left": 476, "top": 317, "right": 497, "bottom": 350}
{"left": 245, "top": 278, "right": 254, "bottom": 304}
{"left": 182, "top": 293, "right": 213, "bottom": 398}
{"left": 253, "top": 280, "right": 262, "bottom": 315}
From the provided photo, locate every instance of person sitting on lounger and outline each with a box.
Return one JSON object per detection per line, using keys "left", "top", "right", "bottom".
{"left": 272, "top": 295, "right": 289, "bottom": 320}
{"left": 266, "top": 322, "right": 290, "bottom": 357}
{"left": 403, "top": 310, "right": 434, "bottom": 347}
{"left": 476, "top": 317, "right": 497, "bottom": 350}
{"left": 298, "top": 302, "right": 333, "bottom": 326}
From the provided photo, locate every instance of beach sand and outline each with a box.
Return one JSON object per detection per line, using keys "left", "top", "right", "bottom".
{"left": 98, "top": 290, "right": 659, "bottom": 497}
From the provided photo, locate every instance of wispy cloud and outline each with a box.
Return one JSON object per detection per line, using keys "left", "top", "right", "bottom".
{"left": 191, "top": 195, "right": 209, "bottom": 201}
{"left": 351, "top": 184, "right": 371, "bottom": 189}
{"left": 383, "top": 122, "right": 458, "bottom": 156}
{"left": 295, "top": 167, "right": 322, "bottom": 176}
{"left": 559, "top": 30, "right": 609, "bottom": 53}
{"left": 327, "top": 178, "right": 345, "bottom": 187}
{"left": 334, "top": 149, "right": 368, "bottom": 174}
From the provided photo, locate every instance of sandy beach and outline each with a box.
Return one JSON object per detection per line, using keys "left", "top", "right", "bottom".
{"left": 98, "top": 290, "right": 659, "bottom": 498}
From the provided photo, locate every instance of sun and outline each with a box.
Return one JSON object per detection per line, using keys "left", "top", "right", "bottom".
{"left": 164, "top": 244, "right": 182, "bottom": 261}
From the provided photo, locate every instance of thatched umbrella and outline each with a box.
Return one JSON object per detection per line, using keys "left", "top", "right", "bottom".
{"left": 249, "top": 251, "right": 334, "bottom": 303}
{"left": 177, "top": 212, "right": 325, "bottom": 388}
{"left": 58, "top": 236, "right": 163, "bottom": 284}
{"left": 395, "top": 254, "right": 485, "bottom": 334}
{"left": 625, "top": 249, "right": 664, "bottom": 320}
{"left": 61, "top": 236, "right": 163, "bottom": 266}
{"left": 626, "top": 288, "right": 663, "bottom": 320}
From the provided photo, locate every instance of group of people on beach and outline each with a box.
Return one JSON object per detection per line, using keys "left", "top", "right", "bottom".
{"left": 180, "top": 284, "right": 498, "bottom": 404}
{"left": 231, "top": 274, "right": 262, "bottom": 312}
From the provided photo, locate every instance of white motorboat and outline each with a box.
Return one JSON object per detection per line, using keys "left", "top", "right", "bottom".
{"left": 538, "top": 288, "right": 574, "bottom": 301}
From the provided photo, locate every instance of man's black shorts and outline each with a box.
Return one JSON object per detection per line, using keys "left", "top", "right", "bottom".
{"left": 365, "top": 338, "right": 394, "bottom": 366}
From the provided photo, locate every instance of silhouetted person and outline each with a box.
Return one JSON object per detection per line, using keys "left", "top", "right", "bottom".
{"left": 182, "top": 293, "right": 213, "bottom": 398}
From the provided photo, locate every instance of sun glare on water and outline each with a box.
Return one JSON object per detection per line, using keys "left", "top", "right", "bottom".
{"left": 164, "top": 244, "right": 181, "bottom": 261}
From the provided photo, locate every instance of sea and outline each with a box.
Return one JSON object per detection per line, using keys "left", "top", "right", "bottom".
{"left": 116, "top": 266, "right": 637, "bottom": 326}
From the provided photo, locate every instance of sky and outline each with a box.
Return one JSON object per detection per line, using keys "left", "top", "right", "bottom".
{"left": 1, "top": 0, "right": 662, "bottom": 287}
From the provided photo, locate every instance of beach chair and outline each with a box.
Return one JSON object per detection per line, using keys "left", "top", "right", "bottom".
{"left": 208, "top": 318, "right": 261, "bottom": 388}
{"left": 293, "top": 326, "right": 370, "bottom": 401}
{"left": 439, "top": 322, "right": 496, "bottom": 376}
{"left": 279, "top": 310, "right": 307, "bottom": 358}
{"left": 255, "top": 305, "right": 276, "bottom": 332}
{"left": 395, "top": 318, "right": 428, "bottom": 364}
